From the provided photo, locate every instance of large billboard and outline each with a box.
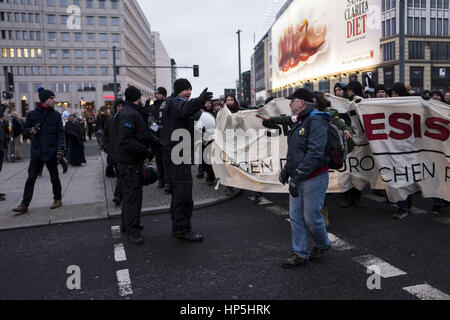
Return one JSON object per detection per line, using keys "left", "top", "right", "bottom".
{"left": 271, "top": 0, "right": 381, "bottom": 89}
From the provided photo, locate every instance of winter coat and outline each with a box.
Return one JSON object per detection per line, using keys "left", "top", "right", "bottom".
{"left": 65, "top": 120, "right": 86, "bottom": 166}
{"left": 23, "top": 105, "right": 65, "bottom": 162}
{"left": 116, "top": 101, "right": 153, "bottom": 165}
{"left": 160, "top": 95, "right": 204, "bottom": 150}
{"left": 282, "top": 104, "right": 331, "bottom": 182}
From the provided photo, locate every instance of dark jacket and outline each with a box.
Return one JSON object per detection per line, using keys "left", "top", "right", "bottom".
{"left": 160, "top": 95, "right": 204, "bottom": 149}
{"left": 116, "top": 101, "right": 152, "bottom": 165}
{"left": 0, "top": 105, "right": 6, "bottom": 153}
{"left": 149, "top": 99, "right": 164, "bottom": 124}
{"left": 12, "top": 118, "right": 23, "bottom": 137}
{"left": 283, "top": 104, "right": 331, "bottom": 182}
{"left": 104, "top": 113, "right": 120, "bottom": 160}
{"left": 24, "top": 105, "right": 65, "bottom": 161}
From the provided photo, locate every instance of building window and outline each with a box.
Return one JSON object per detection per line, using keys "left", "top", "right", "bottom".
{"left": 430, "top": 42, "right": 450, "bottom": 60}
{"left": 382, "top": 41, "right": 396, "bottom": 62}
{"left": 410, "top": 67, "right": 424, "bottom": 92}
{"left": 409, "top": 41, "right": 425, "bottom": 59}
{"left": 431, "top": 67, "right": 450, "bottom": 91}
{"left": 384, "top": 67, "right": 395, "bottom": 88}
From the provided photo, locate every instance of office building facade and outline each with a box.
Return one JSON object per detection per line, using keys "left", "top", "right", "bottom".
{"left": 0, "top": 0, "right": 155, "bottom": 117}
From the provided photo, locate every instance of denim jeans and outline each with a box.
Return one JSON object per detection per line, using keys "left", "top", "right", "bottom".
{"left": 289, "top": 172, "right": 330, "bottom": 260}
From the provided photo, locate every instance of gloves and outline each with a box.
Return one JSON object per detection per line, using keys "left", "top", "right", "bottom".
{"left": 289, "top": 181, "right": 299, "bottom": 198}
{"left": 198, "top": 88, "right": 214, "bottom": 104}
{"left": 57, "top": 149, "right": 65, "bottom": 159}
{"left": 279, "top": 169, "right": 289, "bottom": 185}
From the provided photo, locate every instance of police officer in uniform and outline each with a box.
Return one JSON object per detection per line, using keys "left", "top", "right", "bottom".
{"left": 161, "top": 79, "right": 213, "bottom": 242}
{"left": 117, "top": 86, "right": 154, "bottom": 245}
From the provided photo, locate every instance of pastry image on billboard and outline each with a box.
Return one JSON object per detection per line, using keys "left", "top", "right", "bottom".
{"left": 278, "top": 17, "right": 328, "bottom": 73}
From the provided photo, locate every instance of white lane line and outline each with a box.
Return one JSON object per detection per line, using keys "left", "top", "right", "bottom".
{"left": 114, "top": 243, "right": 127, "bottom": 262}
{"left": 437, "top": 217, "right": 450, "bottom": 226}
{"left": 252, "top": 196, "right": 274, "bottom": 205}
{"left": 266, "top": 205, "right": 290, "bottom": 217}
{"left": 111, "top": 226, "right": 121, "bottom": 240}
{"left": 363, "top": 194, "right": 387, "bottom": 203}
{"left": 410, "top": 207, "right": 428, "bottom": 215}
{"left": 404, "top": 284, "right": 450, "bottom": 301}
{"left": 116, "top": 269, "right": 133, "bottom": 297}
{"left": 328, "top": 233, "right": 356, "bottom": 251}
{"left": 353, "top": 255, "right": 408, "bottom": 278}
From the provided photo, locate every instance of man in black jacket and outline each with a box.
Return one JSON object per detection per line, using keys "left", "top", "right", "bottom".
{"left": 0, "top": 102, "right": 8, "bottom": 201}
{"left": 13, "top": 88, "right": 65, "bottom": 214}
{"left": 117, "top": 87, "right": 155, "bottom": 245}
{"left": 148, "top": 87, "right": 167, "bottom": 189}
{"left": 161, "top": 79, "right": 213, "bottom": 242}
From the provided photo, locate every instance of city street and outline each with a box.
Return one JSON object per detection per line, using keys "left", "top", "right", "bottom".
{"left": 0, "top": 188, "right": 448, "bottom": 300}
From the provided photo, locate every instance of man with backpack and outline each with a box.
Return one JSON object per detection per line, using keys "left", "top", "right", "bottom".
{"left": 278, "top": 88, "right": 332, "bottom": 269}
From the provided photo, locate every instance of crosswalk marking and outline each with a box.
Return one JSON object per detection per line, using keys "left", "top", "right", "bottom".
{"left": 403, "top": 284, "right": 450, "bottom": 301}
{"left": 265, "top": 205, "right": 290, "bottom": 217}
{"left": 114, "top": 243, "right": 127, "bottom": 262}
{"left": 328, "top": 233, "right": 356, "bottom": 251}
{"left": 116, "top": 269, "right": 133, "bottom": 297}
{"left": 111, "top": 226, "right": 122, "bottom": 240}
{"left": 353, "top": 255, "right": 408, "bottom": 279}
{"left": 250, "top": 196, "right": 274, "bottom": 205}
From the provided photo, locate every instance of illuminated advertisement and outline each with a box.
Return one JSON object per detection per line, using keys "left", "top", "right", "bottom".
{"left": 271, "top": 0, "right": 381, "bottom": 89}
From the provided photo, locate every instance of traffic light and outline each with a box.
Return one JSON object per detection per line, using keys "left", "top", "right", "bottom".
{"left": 7, "top": 72, "right": 14, "bottom": 91}
{"left": 193, "top": 65, "right": 199, "bottom": 77}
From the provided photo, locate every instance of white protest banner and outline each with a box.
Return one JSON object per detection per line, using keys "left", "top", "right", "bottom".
{"left": 211, "top": 97, "right": 450, "bottom": 202}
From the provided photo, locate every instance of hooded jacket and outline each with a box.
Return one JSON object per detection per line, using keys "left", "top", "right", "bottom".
{"left": 283, "top": 104, "right": 331, "bottom": 182}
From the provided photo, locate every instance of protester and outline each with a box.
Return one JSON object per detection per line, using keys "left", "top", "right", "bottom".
{"left": 0, "top": 101, "right": 8, "bottom": 201}
{"left": 161, "top": 78, "right": 213, "bottom": 242}
{"left": 13, "top": 88, "right": 65, "bottom": 214}
{"left": 104, "top": 99, "right": 124, "bottom": 207}
{"left": 65, "top": 113, "right": 86, "bottom": 167}
{"left": 11, "top": 112, "right": 23, "bottom": 161}
{"left": 445, "top": 90, "right": 450, "bottom": 105}
{"left": 278, "top": 88, "right": 331, "bottom": 268}
{"left": 117, "top": 86, "right": 155, "bottom": 245}
{"left": 375, "top": 84, "right": 388, "bottom": 98}
{"left": 149, "top": 87, "right": 167, "bottom": 189}
{"left": 213, "top": 101, "right": 224, "bottom": 116}
{"left": 389, "top": 82, "right": 410, "bottom": 97}
{"left": 431, "top": 90, "right": 445, "bottom": 103}
{"left": 224, "top": 94, "right": 240, "bottom": 114}
{"left": 340, "top": 81, "right": 364, "bottom": 208}
{"left": 334, "top": 82, "right": 347, "bottom": 98}
{"left": 86, "top": 115, "right": 96, "bottom": 140}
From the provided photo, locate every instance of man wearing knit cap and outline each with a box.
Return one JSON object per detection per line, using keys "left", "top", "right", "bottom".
{"left": 161, "top": 79, "right": 213, "bottom": 242}
{"left": 116, "top": 86, "right": 155, "bottom": 245}
{"left": 13, "top": 87, "right": 65, "bottom": 214}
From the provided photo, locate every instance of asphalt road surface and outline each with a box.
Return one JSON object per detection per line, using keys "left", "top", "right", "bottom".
{"left": 0, "top": 189, "right": 448, "bottom": 301}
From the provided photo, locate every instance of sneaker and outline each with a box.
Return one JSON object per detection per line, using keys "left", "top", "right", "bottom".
{"left": 13, "top": 204, "right": 28, "bottom": 214}
{"left": 254, "top": 194, "right": 262, "bottom": 204}
{"left": 432, "top": 206, "right": 442, "bottom": 216}
{"left": 282, "top": 254, "right": 310, "bottom": 269}
{"left": 51, "top": 200, "right": 63, "bottom": 210}
{"left": 310, "top": 247, "right": 331, "bottom": 260}
{"left": 393, "top": 209, "right": 409, "bottom": 220}
{"left": 175, "top": 230, "right": 204, "bottom": 242}
{"left": 127, "top": 234, "right": 144, "bottom": 245}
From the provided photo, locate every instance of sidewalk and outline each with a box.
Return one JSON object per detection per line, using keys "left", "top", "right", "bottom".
{"left": 0, "top": 156, "right": 108, "bottom": 231}
{"left": 0, "top": 152, "right": 239, "bottom": 231}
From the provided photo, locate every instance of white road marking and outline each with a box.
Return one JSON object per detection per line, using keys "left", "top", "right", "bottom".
{"left": 114, "top": 243, "right": 127, "bottom": 262}
{"left": 363, "top": 194, "right": 387, "bottom": 203}
{"left": 353, "top": 255, "right": 408, "bottom": 278}
{"left": 249, "top": 196, "right": 273, "bottom": 205}
{"left": 436, "top": 217, "right": 450, "bottom": 226}
{"left": 111, "top": 226, "right": 121, "bottom": 240}
{"left": 328, "top": 233, "right": 356, "bottom": 251}
{"left": 410, "top": 207, "right": 428, "bottom": 215}
{"left": 116, "top": 269, "right": 133, "bottom": 297}
{"left": 266, "top": 205, "right": 290, "bottom": 217}
{"left": 403, "top": 284, "right": 450, "bottom": 301}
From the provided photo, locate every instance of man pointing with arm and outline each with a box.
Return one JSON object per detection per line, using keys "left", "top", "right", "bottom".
{"left": 161, "top": 79, "right": 213, "bottom": 242}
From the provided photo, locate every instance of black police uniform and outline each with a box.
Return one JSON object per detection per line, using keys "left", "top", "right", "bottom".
{"left": 116, "top": 101, "right": 153, "bottom": 238}
{"left": 160, "top": 94, "right": 207, "bottom": 236}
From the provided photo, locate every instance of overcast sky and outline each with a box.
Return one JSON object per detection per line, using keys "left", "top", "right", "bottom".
{"left": 137, "top": 0, "right": 287, "bottom": 98}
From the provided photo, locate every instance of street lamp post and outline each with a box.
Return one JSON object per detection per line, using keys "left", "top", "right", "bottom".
{"left": 399, "top": 0, "right": 405, "bottom": 84}
{"left": 237, "top": 30, "right": 242, "bottom": 104}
